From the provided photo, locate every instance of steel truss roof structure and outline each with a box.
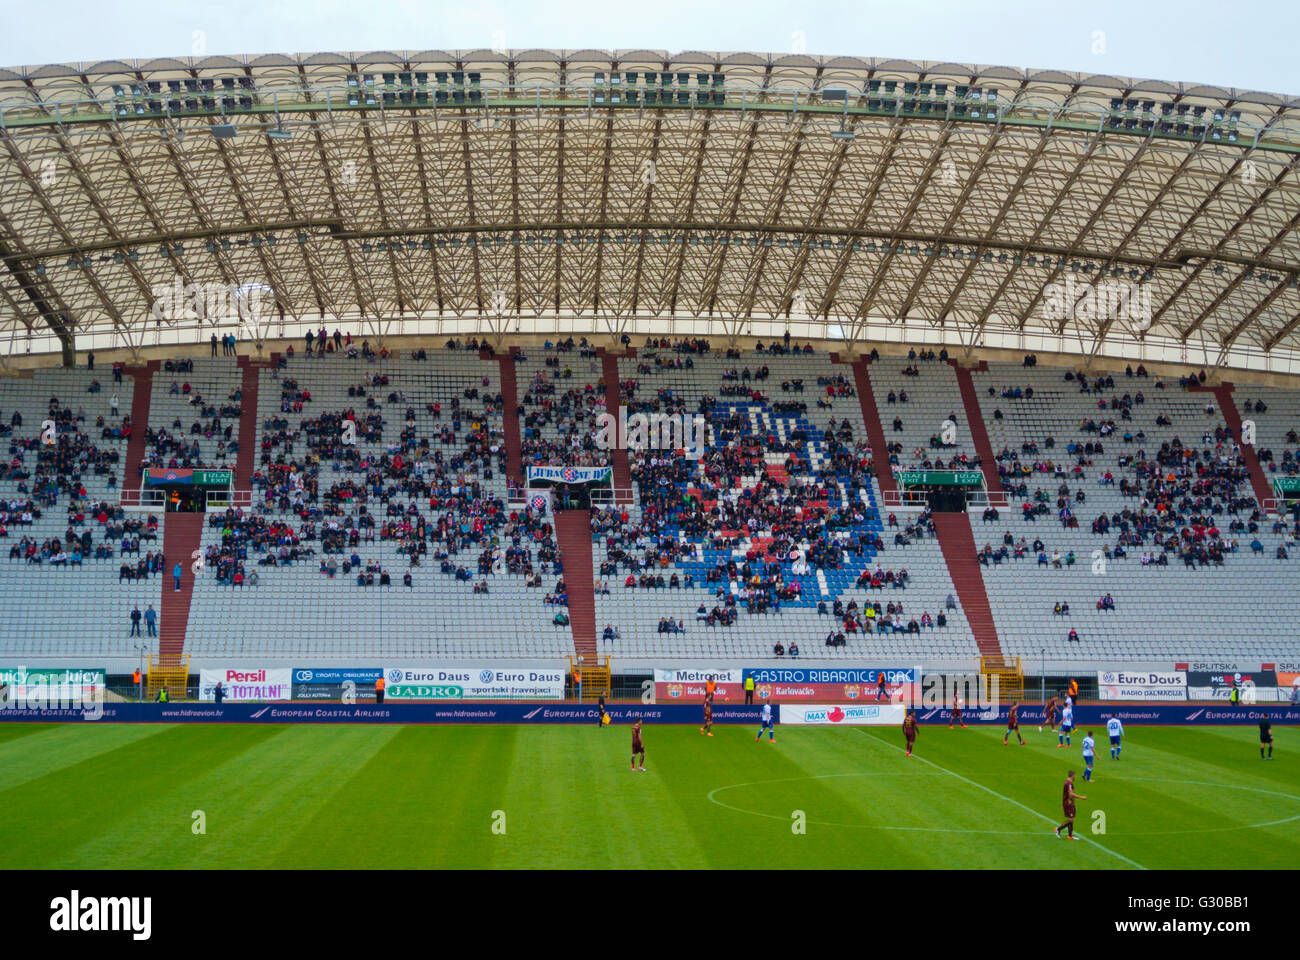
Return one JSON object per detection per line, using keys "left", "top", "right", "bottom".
{"left": 0, "top": 50, "right": 1297, "bottom": 374}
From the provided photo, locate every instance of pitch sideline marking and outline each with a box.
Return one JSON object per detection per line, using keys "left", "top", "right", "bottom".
{"left": 858, "top": 730, "right": 1149, "bottom": 870}
{"left": 707, "top": 772, "right": 1059, "bottom": 835}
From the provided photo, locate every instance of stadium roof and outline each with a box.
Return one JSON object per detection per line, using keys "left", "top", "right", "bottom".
{"left": 0, "top": 50, "right": 1297, "bottom": 375}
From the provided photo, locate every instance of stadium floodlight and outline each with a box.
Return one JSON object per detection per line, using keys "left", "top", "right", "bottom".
{"left": 210, "top": 124, "right": 238, "bottom": 139}
{"left": 830, "top": 129, "right": 855, "bottom": 140}
{"left": 821, "top": 88, "right": 848, "bottom": 101}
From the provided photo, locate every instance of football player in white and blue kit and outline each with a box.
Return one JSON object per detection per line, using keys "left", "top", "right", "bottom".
{"left": 1081, "top": 730, "right": 1096, "bottom": 781}
{"left": 1057, "top": 702, "right": 1074, "bottom": 747}
{"left": 755, "top": 702, "right": 775, "bottom": 742}
{"left": 1107, "top": 716, "right": 1124, "bottom": 759}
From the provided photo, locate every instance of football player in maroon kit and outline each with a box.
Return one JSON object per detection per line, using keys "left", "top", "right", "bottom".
{"left": 949, "top": 689, "right": 965, "bottom": 728}
{"left": 903, "top": 709, "right": 919, "bottom": 758}
{"left": 1041, "top": 694, "right": 1059, "bottom": 732}
{"left": 1055, "top": 771, "right": 1087, "bottom": 840}
{"left": 631, "top": 719, "right": 646, "bottom": 772}
{"left": 1003, "top": 703, "right": 1026, "bottom": 745}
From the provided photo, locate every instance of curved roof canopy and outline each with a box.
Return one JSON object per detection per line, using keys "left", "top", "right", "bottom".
{"left": 0, "top": 50, "right": 1297, "bottom": 373}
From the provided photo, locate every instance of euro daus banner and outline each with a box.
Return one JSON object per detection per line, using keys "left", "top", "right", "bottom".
{"left": 384, "top": 666, "right": 565, "bottom": 700}
{"left": 1096, "top": 669, "right": 1187, "bottom": 701}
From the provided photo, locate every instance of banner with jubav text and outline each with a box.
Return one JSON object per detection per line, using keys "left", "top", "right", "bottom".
{"left": 526, "top": 465, "right": 612, "bottom": 484}
{"left": 199, "top": 668, "right": 293, "bottom": 701}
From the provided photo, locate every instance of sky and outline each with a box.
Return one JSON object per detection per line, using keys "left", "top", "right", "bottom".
{"left": 0, "top": 0, "right": 1295, "bottom": 94}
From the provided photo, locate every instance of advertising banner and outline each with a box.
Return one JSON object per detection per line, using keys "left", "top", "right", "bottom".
{"left": 199, "top": 668, "right": 293, "bottom": 702}
{"left": 0, "top": 667, "right": 104, "bottom": 700}
{"left": 743, "top": 667, "right": 920, "bottom": 704}
{"left": 385, "top": 666, "right": 565, "bottom": 700}
{"left": 145, "top": 468, "right": 233, "bottom": 486}
{"left": 654, "top": 668, "right": 745, "bottom": 702}
{"left": 780, "top": 704, "right": 906, "bottom": 725}
{"left": 1276, "top": 667, "right": 1300, "bottom": 704}
{"left": 0, "top": 702, "right": 1295, "bottom": 725}
{"left": 1097, "top": 669, "right": 1187, "bottom": 701}
{"left": 526, "top": 465, "right": 612, "bottom": 484}
{"left": 291, "top": 667, "right": 383, "bottom": 701}
{"left": 1187, "top": 670, "right": 1280, "bottom": 702}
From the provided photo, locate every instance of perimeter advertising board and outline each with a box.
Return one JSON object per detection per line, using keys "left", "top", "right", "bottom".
{"left": 743, "top": 667, "right": 920, "bottom": 704}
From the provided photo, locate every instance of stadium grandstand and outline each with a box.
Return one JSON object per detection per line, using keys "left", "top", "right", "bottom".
{"left": 0, "top": 47, "right": 1297, "bottom": 697}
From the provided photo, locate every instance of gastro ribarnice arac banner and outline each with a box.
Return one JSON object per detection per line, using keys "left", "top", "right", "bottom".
{"left": 199, "top": 668, "right": 292, "bottom": 701}
{"left": 385, "top": 666, "right": 566, "bottom": 700}
{"left": 1096, "top": 669, "right": 1187, "bottom": 701}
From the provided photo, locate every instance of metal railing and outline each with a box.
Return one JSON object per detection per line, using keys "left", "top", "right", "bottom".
{"left": 121, "top": 485, "right": 252, "bottom": 511}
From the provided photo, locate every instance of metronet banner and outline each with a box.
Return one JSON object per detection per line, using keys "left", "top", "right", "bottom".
{"left": 743, "top": 667, "right": 920, "bottom": 704}
{"left": 199, "top": 668, "right": 293, "bottom": 702}
{"left": 1097, "top": 669, "right": 1187, "bottom": 701}
{"left": 781, "top": 704, "right": 905, "bottom": 725}
{"left": 0, "top": 667, "right": 103, "bottom": 700}
{"left": 654, "top": 668, "right": 745, "bottom": 702}
{"left": 384, "top": 666, "right": 565, "bottom": 700}
{"left": 526, "top": 465, "right": 612, "bottom": 484}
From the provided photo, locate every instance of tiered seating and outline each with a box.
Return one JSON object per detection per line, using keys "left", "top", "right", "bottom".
{"left": 867, "top": 353, "right": 978, "bottom": 474}
{"left": 1241, "top": 386, "right": 1300, "bottom": 483}
{"left": 969, "top": 363, "right": 1295, "bottom": 661}
{"left": 184, "top": 351, "right": 571, "bottom": 659}
{"left": 587, "top": 344, "right": 978, "bottom": 658}
{"left": 0, "top": 366, "right": 164, "bottom": 657}
{"left": 144, "top": 359, "right": 242, "bottom": 474}
{"left": 516, "top": 345, "right": 610, "bottom": 470}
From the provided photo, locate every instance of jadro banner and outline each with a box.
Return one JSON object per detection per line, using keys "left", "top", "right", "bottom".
{"left": 385, "top": 666, "right": 565, "bottom": 700}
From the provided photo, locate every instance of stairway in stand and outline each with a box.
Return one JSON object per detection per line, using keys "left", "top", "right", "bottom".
{"left": 847, "top": 357, "right": 897, "bottom": 495}
{"left": 235, "top": 355, "right": 274, "bottom": 488}
{"left": 947, "top": 359, "right": 1004, "bottom": 494}
{"left": 1207, "top": 382, "right": 1275, "bottom": 509}
{"left": 159, "top": 512, "right": 206, "bottom": 663}
{"left": 599, "top": 349, "right": 632, "bottom": 494}
{"left": 497, "top": 348, "right": 524, "bottom": 489}
{"left": 554, "top": 509, "right": 597, "bottom": 658}
{"left": 120, "top": 360, "right": 158, "bottom": 495}
{"left": 931, "top": 511, "right": 1003, "bottom": 658}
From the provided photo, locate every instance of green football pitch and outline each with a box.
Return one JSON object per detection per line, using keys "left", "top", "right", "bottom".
{"left": 0, "top": 721, "right": 1294, "bottom": 869}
